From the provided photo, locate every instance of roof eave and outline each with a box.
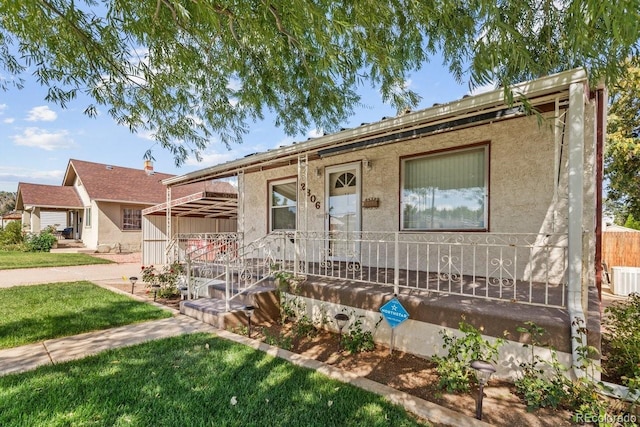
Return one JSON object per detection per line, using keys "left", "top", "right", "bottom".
{"left": 163, "top": 68, "right": 588, "bottom": 186}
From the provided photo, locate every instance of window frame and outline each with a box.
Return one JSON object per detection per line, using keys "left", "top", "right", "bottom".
{"left": 400, "top": 143, "right": 489, "bottom": 232}
{"left": 268, "top": 177, "right": 298, "bottom": 232}
{"left": 84, "top": 207, "right": 92, "bottom": 228}
{"left": 122, "top": 207, "right": 142, "bottom": 231}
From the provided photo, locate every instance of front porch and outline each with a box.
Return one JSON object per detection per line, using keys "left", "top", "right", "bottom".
{"left": 171, "top": 231, "right": 570, "bottom": 309}
{"left": 167, "top": 230, "right": 599, "bottom": 380}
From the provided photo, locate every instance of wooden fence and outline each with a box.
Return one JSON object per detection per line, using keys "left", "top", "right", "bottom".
{"left": 602, "top": 231, "right": 640, "bottom": 268}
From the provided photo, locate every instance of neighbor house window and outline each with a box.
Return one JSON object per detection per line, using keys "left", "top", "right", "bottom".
{"left": 270, "top": 178, "right": 297, "bottom": 231}
{"left": 401, "top": 145, "right": 488, "bottom": 230}
{"left": 123, "top": 208, "right": 142, "bottom": 230}
{"left": 85, "top": 207, "right": 92, "bottom": 227}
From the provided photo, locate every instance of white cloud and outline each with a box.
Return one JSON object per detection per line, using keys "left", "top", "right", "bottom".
{"left": 26, "top": 106, "right": 57, "bottom": 122}
{"left": 11, "top": 127, "right": 75, "bottom": 151}
{"left": 308, "top": 128, "right": 323, "bottom": 138}
{"left": 3, "top": 117, "right": 15, "bottom": 124}
{"left": 391, "top": 79, "right": 413, "bottom": 94}
{"left": 0, "top": 165, "right": 64, "bottom": 191}
{"left": 0, "top": 104, "right": 7, "bottom": 113}
{"left": 135, "top": 129, "right": 156, "bottom": 141}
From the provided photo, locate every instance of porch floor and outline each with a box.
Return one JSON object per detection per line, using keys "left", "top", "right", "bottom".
{"left": 297, "top": 261, "right": 567, "bottom": 307}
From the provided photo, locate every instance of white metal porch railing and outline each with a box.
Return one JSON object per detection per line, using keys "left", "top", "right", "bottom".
{"left": 289, "top": 231, "right": 568, "bottom": 308}
{"left": 175, "top": 232, "right": 287, "bottom": 310}
{"left": 173, "top": 231, "right": 568, "bottom": 310}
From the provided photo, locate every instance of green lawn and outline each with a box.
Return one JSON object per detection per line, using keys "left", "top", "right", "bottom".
{"left": 0, "top": 251, "right": 113, "bottom": 270}
{"left": 0, "top": 281, "right": 172, "bottom": 349}
{"left": 0, "top": 334, "right": 429, "bottom": 426}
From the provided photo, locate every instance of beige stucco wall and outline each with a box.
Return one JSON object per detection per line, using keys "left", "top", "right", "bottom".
{"left": 73, "top": 177, "right": 94, "bottom": 246}
{"left": 242, "top": 111, "right": 590, "bottom": 244}
{"left": 96, "top": 201, "right": 144, "bottom": 252}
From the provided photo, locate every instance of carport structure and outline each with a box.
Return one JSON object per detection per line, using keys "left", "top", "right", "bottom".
{"left": 142, "top": 186, "right": 238, "bottom": 265}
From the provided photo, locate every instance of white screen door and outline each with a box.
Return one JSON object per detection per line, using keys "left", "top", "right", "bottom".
{"left": 325, "top": 162, "right": 361, "bottom": 261}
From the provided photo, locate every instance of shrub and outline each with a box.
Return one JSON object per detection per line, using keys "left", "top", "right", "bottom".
{"left": 140, "top": 262, "right": 184, "bottom": 298}
{"left": 342, "top": 313, "right": 381, "bottom": 354}
{"left": 25, "top": 230, "right": 57, "bottom": 252}
{"left": 0, "top": 221, "right": 23, "bottom": 246}
{"left": 433, "top": 320, "right": 504, "bottom": 393}
{"left": 514, "top": 319, "right": 621, "bottom": 423}
{"left": 603, "top": 292, "right": 640, "bottom": 388}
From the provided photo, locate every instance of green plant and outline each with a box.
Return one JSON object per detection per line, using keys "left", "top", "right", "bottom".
{"left": 433, "top": 319, "right": 504, "bottom": 393}
{"left": 141, "top": 262, "right": 184, "bottom": 298}
{"left": 292, "top": 313, "right": 317, "bottom": 339}
{"left": 515, "top": 321, "right": 571, "bottom": 410}
{"left": 603, "top": 292, "right": 640, "bottom": 387}
{"left": 24, "top": 229, "right": 57, "bottom": 252}
{"left": 513, "top": 319, "right": 626, "bottom": 423}
{"left": 342, "top": 312, "right": 382, "bottom": 354}
{"left": 263, "top": 328, "right": 293, "bottom": 350}
{"left": 0, "top": 220, "right": 23, "bottom": 246}
{"left": 272, "top": 268, "right": 294, "bottom": 292}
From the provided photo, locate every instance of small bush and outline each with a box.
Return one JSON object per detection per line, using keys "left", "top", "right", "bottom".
{"left": 25, "top": 230, "right": 57, "bottom": 252}
{"left": 141, "top": 262, "right": 184, "bottom": 298}
{"left": 342, "top": 314, "right": 381, "bottom": 354}
{"left": 263, "top": 328, "right": 293, "bottom": 350}
{"left": 603, "top": 292, "right": 640, "bottom": 387}
{"left": 0, "top": 221, "right": 23, "bottom": 246}
{"left": 433, "top": 320, "right": 504, "bottom": 393}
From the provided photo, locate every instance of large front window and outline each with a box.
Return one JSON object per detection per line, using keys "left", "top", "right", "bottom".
{"left": 123, "top": 208, "right": 142, "bottom": 230}
{"left": 401, "top": 145, "right": 488, "bottom": 230}
{"left": 270, "top": 179, "right": 297, "bottom": 231}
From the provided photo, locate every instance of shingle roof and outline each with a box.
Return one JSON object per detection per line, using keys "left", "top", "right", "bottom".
{"left": 17, "top": 183, "right": 83, "bottom": 209}
{"left": 63, "top": 159, "right": 234, "bottom": 205}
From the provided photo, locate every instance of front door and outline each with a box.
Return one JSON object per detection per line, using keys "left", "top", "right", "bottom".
{"left": 325, "top": 163, "right": 361, "bottom": 262}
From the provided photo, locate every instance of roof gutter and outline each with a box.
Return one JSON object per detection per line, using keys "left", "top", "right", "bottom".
{"left": 163, "top": 68, "right": 588, "bottom": 187}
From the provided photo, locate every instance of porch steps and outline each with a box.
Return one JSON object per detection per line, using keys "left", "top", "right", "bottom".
{"left": 180, "top": 284, "right": 280, "bottom": 330}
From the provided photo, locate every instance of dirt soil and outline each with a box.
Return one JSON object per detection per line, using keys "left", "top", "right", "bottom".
{"left": 98, "top": 253, "right": 574, "bottom": 426}
{"left": 250, "top": 323, "right": 574, "bottom": 427}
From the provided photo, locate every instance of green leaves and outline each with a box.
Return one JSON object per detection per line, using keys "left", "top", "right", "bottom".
{"left": 606, "top": 60, "right": 640, "bottom": 223}
{"left": 1, "top": 1, "right": 639, "bottom": 164}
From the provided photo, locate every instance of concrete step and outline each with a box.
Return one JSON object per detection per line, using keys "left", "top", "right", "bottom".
{"left": 180, "top": 285, "right": 281, "bottom": 329}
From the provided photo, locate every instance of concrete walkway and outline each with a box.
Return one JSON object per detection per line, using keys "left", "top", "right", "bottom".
{"left": 0, "top": 261, "right": 489, "bottom": 427}
{"left": 0, "top": 262, "right": 141, "bottom": 288}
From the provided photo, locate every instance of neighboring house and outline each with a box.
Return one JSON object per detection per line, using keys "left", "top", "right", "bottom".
{"left": 159, "top": 69, "right": 605, "bottom": 380}
{"left": 1, "top": 211, "right": 22, "bottom": 229}
{"left": 16, "top": 159, "right": 236, "bottom": 253}
{"left": 16, "top": 184, "right": 83, "bottom": 235}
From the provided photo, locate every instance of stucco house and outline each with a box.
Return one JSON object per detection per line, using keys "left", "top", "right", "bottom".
{"left": 157, "top": 69, "right": 605, "bottom": 380}
{"left": 16, "top": 159, "right": 236, "bottom": 253}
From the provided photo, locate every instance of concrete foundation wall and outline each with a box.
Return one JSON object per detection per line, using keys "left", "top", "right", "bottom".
{"left": 284, "top": 288, "right": 574, "bottom": 381}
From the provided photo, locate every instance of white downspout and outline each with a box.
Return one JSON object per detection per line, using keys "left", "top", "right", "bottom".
{"left": 567, "top": 81, "right": 587, "bottom": 379}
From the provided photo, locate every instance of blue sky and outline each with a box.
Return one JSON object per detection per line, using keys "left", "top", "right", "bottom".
{"left": 0, "top": 59, "right": 484, "bottom": 193}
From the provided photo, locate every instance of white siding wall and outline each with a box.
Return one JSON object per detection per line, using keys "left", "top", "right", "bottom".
{"left": 142, "top": 215, "right": 237, "bottom": 265}
{"left": 40, "top": 211, "right": 67, "bottom": 231}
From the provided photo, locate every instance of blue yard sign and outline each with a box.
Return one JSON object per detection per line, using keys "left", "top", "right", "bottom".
{"left": 380, "top": 297, "right": 409, "bottom": 329}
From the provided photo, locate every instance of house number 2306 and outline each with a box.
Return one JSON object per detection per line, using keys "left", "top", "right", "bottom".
{"left": 300, "top": 183, "right": 321, "bottom": 209}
